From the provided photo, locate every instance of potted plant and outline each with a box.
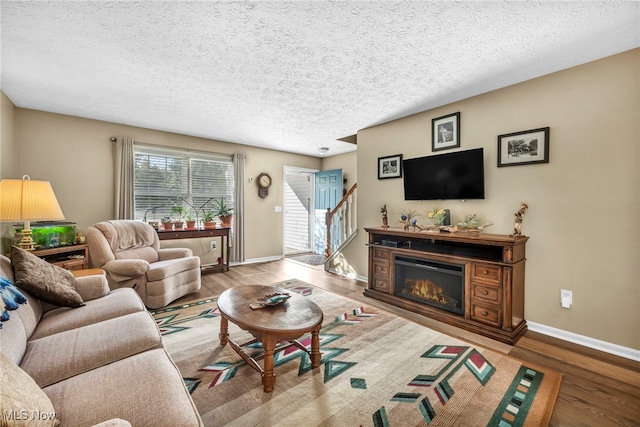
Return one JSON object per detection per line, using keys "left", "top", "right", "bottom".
{"left": 161, "top": 216, "right": 173, "bottom": 231}
{"left": 171, "top": 205, "right": 187, "bottom": 230}
{"left": 185, "top": 211, "right": 196, "bottom": 230}
{"left": 214, "top": 198, "right": 234, "bottom": 227}
{"left": 202, "top": 209, "right": 217, "bottom": 229}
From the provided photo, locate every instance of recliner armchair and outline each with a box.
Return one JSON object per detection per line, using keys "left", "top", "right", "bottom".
{"left": 86, "top": 220, "right": 201, "bottom": 309}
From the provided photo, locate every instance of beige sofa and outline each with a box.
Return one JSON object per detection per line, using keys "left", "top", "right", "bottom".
{"left": 0, "top": 254, "right": 203, "bottom": 426}
{"left": 86, "top": 220, "right": 201, "bottom": 309}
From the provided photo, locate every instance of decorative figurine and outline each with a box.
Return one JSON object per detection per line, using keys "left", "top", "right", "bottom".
{"left": 381, "top": 204, "right": 389, "bottom": 228}
{"left": 513, "top": 203, "right": 529, "bottom": 236}
{"left": 398, "top": 210, "right": 421, "bottom": 231}
{"left": 75, "top": 232, "right": 86, "bottom": 244}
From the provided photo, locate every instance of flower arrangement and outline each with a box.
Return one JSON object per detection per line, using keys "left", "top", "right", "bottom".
{"left": 427, "top": 207, "right": 447, "bottom": 225}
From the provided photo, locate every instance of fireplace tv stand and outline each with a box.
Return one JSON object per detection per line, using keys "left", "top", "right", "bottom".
{"left": 364, "top": 227, "right": 528, "bottom": 345}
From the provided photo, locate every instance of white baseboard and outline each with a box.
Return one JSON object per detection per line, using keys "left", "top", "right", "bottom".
{"left": 231, "top": 255, "right": 283, "bottom": 266}
{"left": 527, "top": 321, "right": 640, "bottom": 362}
{"left": 324, "top": 267, "right": 367, "bottom": 283}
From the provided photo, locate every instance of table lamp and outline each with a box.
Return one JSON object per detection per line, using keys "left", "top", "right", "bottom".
{"left": 0, "top": 175, "right": 65, "bottom": 250}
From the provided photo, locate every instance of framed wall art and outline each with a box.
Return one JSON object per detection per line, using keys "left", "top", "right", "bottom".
{"left": 432, "top": 112, "right": 460, "bottom": 151}
{"left": 497, "top": 127, "right": 550, "bottom": 167}
{"left": 378, "top": 154, "right": 403, "bottom": 179}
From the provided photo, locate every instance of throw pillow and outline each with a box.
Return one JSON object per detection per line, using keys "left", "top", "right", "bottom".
{"left": 0, "top": 275, "right": 28, "bottom": 329}
{"left": 0, "top": 351, "right": 60, "bottom": 426}
{"left": 10, "top": 246, "right": 84, "bottom": 308}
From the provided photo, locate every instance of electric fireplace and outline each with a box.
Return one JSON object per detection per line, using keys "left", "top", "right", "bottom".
{"left": 394, "top": 256, "right": 464, "bottom": 315}
{"left": 365, "top": 227, "right": 529, "bottom": 345}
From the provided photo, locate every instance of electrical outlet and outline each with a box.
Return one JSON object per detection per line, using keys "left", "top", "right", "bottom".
{"left": 560, "top": 289, "right": 572, "bottom": 308}
{"left": 209, "top": 240, "right": 217, "bottom": 251}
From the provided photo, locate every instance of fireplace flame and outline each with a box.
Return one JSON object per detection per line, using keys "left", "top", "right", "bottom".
{"left": 403, "top": 279, "right": 450, "bottom": 305}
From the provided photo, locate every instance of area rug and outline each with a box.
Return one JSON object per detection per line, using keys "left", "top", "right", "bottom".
{"left": 151, "top": 280, "right": 561, "bottom": 426}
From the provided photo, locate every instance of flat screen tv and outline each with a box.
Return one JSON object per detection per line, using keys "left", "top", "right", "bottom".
{"left": 403, "top": 148, "right": 485, "bottom": 200}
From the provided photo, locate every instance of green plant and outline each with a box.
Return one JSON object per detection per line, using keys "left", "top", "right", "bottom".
{"left": 161, "top": 216, "right": 172, "bottom": 224}
{"left": 186, "top": 211, "right": 195, "bottom": 222}
{"left": 213, "top": 198, "right": 234, "bottom": 217}
{"left": 171, "top": 205, "right": 187, "bottom": 221}
{"left": 202, "top": 209, "right": 215, "bottom": 222}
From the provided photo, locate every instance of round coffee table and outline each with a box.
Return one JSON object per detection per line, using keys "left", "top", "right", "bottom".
{"left": 217, "top": 285, "right": 323, "bottom": 392}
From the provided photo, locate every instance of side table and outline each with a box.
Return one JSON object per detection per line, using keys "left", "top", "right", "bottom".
{"left": 31, "top": 244, "right": 89, "bottom": 271}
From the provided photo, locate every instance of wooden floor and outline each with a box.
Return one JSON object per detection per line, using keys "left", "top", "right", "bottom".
{"left": 180, "top": 259, "right": 640, "bottom": 427}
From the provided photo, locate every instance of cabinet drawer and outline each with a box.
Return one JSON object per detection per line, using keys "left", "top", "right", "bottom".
{"left": 471, "top": 283, "right": 501, "bottom": 304}
{"left": 53, "top": 258, "right": 87, "bottom": 271}
{"left": 373, "top": 248, "right": 390, "bottom": 262}
{"left": 373, "top": 261, "right": 390, "bottom": 276}
{"left": 371, "top": 277, "right": 389, "bottom": 292}
{"left": 472, "top": 264, "right": 501, "bottom": 284}
{"left": 470, "top": 303, "right": 501, "bottom": 327}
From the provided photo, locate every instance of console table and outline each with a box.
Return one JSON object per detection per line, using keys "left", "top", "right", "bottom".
{"left": 157, "top": 227, "right": 230, "bottom": 273}
{"left": 364, "top": 227, "right": 528, "bottom": 344}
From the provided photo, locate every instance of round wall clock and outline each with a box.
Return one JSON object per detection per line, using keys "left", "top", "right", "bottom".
{"left": 257, "top": 173, "right": 272, "bottom": 198}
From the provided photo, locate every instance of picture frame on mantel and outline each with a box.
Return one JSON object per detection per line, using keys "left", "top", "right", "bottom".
{"left": 378, "top": 154, "right": 403, "bottom": 179}
{"left": 432, "top": 112, "right": 460, "bottom": 151}
{"left": 497, "top": 127, "right": 550, "bottom": 167}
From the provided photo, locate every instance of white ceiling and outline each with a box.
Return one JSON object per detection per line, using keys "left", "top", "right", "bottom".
{"left": 2, "top": 1, "right": 639, "bottom": 158}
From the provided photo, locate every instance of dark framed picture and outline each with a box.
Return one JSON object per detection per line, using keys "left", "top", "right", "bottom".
{"left": 378, "top": 154, "right": 403, "bottom": 179}
{"left": 432, "top": 112, "right": 460, "bottom": 151}
{"left": 497, "top": 127, "right": 550, "bottom": 167}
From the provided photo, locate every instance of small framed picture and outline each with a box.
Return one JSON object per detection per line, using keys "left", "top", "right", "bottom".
{"left": 497, "top": 127, "right": 550, "bottom": 167}
{"left": 432, "top": 112, "right": 460, "bottom": 151}
{"left": 378, "top": 154, "right": 403, "bottom": 179}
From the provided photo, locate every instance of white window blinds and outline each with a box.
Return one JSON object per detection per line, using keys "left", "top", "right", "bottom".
{"left": 133, "top": 146, "right": 234, "bottom": 224}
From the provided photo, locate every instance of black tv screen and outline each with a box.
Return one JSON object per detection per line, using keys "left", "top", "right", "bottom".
{"left": 403, "top": 148, "right": 485, "bottom": 200}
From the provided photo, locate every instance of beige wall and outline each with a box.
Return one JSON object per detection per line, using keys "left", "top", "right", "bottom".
{"left": 344, "top": 49, "right": 639, "bottom": 350}
{"left": 8, "top": 108, "right": 321, "bottom": 260}
{"left": 1, "top": 92, "right": 17, "bottom": 178}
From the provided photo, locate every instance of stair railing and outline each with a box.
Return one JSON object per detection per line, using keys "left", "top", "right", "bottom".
{"left": 325, "top": 183, "right": 357, "bottom": 258}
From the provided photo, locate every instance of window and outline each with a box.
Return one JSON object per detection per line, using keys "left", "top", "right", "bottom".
{"left": 134, "top": 146, "right": 234, "bottom": 225}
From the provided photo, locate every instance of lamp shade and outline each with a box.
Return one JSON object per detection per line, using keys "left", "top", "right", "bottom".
{"left": 0, "top": 176, "right": 65, "bottom": 222}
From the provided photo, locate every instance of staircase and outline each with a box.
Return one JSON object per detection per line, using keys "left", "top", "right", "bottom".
{"left": 324, "top": 183, "right": 357, "bottom": 264}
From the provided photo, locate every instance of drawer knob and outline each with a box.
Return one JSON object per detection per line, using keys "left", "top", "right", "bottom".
{"left": 482, "top": 290, "right": 489, "bottom": 295}
{"left": 482, "top": 311, "right": 488, "bottom": 316}
{"left": 482, "top": 270, "right": 489, "bottom": 275}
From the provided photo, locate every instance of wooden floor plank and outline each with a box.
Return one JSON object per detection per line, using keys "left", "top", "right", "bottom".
{"left": 517, "top": 336, "right": 640, "bottom": 387}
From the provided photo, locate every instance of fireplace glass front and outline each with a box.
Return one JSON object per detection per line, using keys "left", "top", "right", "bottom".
{"left": 394, "top": 256, "right": 464, "bottom": 315}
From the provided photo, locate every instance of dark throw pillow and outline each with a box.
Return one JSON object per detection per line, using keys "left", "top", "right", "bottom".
{"left": 11, "top": 246, "right": 84, "bottom": 308}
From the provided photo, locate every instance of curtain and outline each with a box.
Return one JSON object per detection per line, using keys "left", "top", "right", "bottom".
{"left": 231, "top": 153, "right": 246, "bottom": 263}
{"left": 113, "top": 137, "right": 135, "bottom": 219}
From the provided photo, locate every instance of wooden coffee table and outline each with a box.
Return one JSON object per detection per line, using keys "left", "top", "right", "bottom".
{"left": 217, "top": 285, "right": 323, "bottom": 392}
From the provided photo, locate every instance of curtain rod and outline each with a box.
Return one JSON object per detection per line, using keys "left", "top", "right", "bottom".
{"left": 111, "top": 137, "right": 237, "bottom": 159}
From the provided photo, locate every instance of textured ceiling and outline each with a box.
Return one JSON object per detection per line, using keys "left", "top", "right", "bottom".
{"left": 1, "top": 1, "right": 639, "bottom": 157}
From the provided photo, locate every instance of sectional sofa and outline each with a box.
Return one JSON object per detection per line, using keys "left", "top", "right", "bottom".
{"left": 0, "top": 251, "right": 203, "bottom": 426}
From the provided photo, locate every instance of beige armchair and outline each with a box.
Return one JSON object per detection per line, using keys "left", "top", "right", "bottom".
{"left": 86, "top": 220, "right": 201, "bottom": 309}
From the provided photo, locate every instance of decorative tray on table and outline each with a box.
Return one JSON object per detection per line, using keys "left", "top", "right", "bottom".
{"left": 249, "top": 292, "right": 291, "bottom": 310}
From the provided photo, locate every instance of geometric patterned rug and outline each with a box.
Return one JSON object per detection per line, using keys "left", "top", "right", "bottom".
{"left": 151, "top": 280, "right": 561, "bottom": 426}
